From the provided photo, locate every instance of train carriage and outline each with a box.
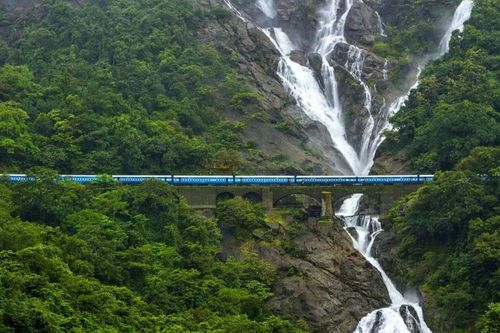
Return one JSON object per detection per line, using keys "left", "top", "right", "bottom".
{"left": 237, "top": 176, "right": 295, "bottom": 185}
{"left": 296, "top": 176, "right": 358, "bottom": 185}
{"left": 173, "top": 175, "right": 233, "bottom": 186}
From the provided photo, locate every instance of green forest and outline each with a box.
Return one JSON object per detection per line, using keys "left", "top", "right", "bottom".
{"left": 0, "top": 0, "right": 263, "bottom": 175}
{"left": 0, "top": 0, "right": 499, "bottom": 332}
{"left": 0, "top": 178, "right": 307, "bottom": 332}
{"left": 383, "top": 0, "right": 499, "bottom": 331}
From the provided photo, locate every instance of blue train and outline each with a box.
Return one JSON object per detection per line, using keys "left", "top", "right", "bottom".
{"left": 1, "top": 174, "right": 435, "bottom": 186}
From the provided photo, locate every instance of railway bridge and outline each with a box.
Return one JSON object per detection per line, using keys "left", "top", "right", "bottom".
{"left": 4, "top": 174, "right": 431, "bottom": 216}
{"left": 179, "top": 184, "right": 421, "bottom": 216}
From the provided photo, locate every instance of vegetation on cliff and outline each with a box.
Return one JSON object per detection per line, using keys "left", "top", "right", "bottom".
{"left": 388, "top": 149, "right": 499, "bottom": 332}
{"left": 384, "top": 1, "right": 499, "bottom": 331}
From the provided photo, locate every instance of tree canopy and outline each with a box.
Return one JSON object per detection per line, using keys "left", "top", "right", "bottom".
{"left": 0, "top": 0, "right": 268, "bottom": 174}
{"left": 0, "top": 180, "right": 308, "bottom": 332}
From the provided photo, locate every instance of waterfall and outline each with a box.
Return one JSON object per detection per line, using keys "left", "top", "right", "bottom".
{"left": 382, "top": 60, "right": 389, "bottom": 81}
{"left": 227, "top": 0, "right": 366, "bottom": 174}
{"left": 256, "top": 0, "right": 277, "bottom": 19}
{"left": 223, "top": 0, "right": 474, "bottom": 331}
{"left": 334, "top": 3, "right": 474, "bottom": 330}
{"left": 437, "top": 0, "right": 474, "bottom": 56}
{"left": 337, "top": 194, "right": 432, "bottom": 333}
{"left": 376, "top": 11, "right": 387, "bottom": 37}
{"left": 223, "top": 0, "right": 474, "bottom": 176}
{"left": 261, "top": 0, "right": 364, "bottom": 174}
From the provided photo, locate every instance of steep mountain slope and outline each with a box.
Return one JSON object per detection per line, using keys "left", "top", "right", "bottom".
{"left": 0, "top": 0, "right": 334, "bottom": 175}
{"left": 378, "top": 0, "right": 499, "bottom": 173}
{"left": 0, "top": 0, "right": 468, "bottom": 175}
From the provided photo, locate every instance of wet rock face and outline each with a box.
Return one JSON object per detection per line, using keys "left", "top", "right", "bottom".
{"left": 371, "top": 310, "right": 385, "bottom": 333}
{"left": 400, "top": 305, "right": 423, "bottom": 333}
{"left": 231, "top": 0, "right": 326, "bottom": 47}
{"left": 275, "top": 0, "right": 324, "bottom": 45}
{"left": 345, "top": 1, "right": 381, "bottom": 46}
{"left": 257, "top": 219, "right": 390, "bottom": 333}
{"left": 371, "top": 228, "right": 398, "bottom": 278}
{"left": 308, "top": 52, "right": 324, "bottom": 86}
{"left": 289, "top": 49, "right": 307, "bottom": 66}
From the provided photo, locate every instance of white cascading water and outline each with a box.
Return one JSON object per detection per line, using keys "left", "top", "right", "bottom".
{"left": 437, "top": 0, "right": 474, "bottom": 56}
{"left": 223, "top": 0, "right": 474, "bottom": 331}
{"left": 256, "top": 0, "right": 277, "bottom": 19}
{"left": 337, "top": 194, "right": 432, "bottom": 333}
{"left": 376, "top": 11, "right": 387, "bottom": 37}
{"left": 336, "top": 2, "right": 473, "bottom": 330}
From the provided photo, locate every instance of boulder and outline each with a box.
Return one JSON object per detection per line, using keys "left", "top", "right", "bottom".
{"left": 289, "top": 49, "right": 307, "bottom": 66}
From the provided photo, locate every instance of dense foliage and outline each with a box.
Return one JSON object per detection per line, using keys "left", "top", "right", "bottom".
{"left": 216, "top": 197, "right": 265, "bottom": 241}
{"left": 0, "top": 0, "right": 265, "bottom": 174}
{"left": 384, "top": 1, "right": 500, "bottom": 331}
{"left": 384, "top": 0, "right": 500, "bottom": 172}
{"left": 388, "top": 149, "right": 499, "bottom": 332}
{"left": 0, "top": 179, "right": 307, "bottom": 332}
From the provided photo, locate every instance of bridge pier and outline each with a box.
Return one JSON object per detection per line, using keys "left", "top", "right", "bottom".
{"left": 262, "top": 187, "right": 273, "bottom": 212}
{"left": 321, "top": 191, "right": 334, "bottom": 217}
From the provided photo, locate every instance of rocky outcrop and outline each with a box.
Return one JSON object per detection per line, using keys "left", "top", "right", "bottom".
{"left": 231, "top": 0, "right": 325, "bottom": 45}
{"left": 256, "top": 218, "right": 390, "bottom": 332}
{"left": 372, "top": 149, "right": 412, "bottom": 174}
{"left": 400, "top": 305, "right": 423, "bottom": 333}
{"left": 275, "top": 0, "right": 324, "bottom": 47}
{"left": 371, "top": 228, "right": 398, "bottom": 278}
{"left": 345, "top": 0, "right": 382, "bottom": 46}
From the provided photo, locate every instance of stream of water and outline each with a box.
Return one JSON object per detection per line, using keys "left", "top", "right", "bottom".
{"left": 337, "top": 195, "right": 432, "bottom": 333}
{"left": 222, "top": 0, "right": 474, "bottom": 331}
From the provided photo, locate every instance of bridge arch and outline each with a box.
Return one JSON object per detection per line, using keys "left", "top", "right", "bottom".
{"left": 243, "top": 191, "right": 262, "bottom": 204}
{"left": 216, "top": 192, "right": 235, "bottom": 203}
{"left": 274, "top": 193, "right": 321, "bottom": 209}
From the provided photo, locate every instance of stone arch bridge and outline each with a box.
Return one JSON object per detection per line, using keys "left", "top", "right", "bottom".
{"left": 179, "top": 184, "right": 421, "bottom": 216}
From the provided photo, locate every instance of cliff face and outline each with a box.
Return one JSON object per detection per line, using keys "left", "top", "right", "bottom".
{"left": 222, "top": 216, "right": 390, "bottom": 332}
{"left": 261, "top": 220, "right": 390, "bottom": 332}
